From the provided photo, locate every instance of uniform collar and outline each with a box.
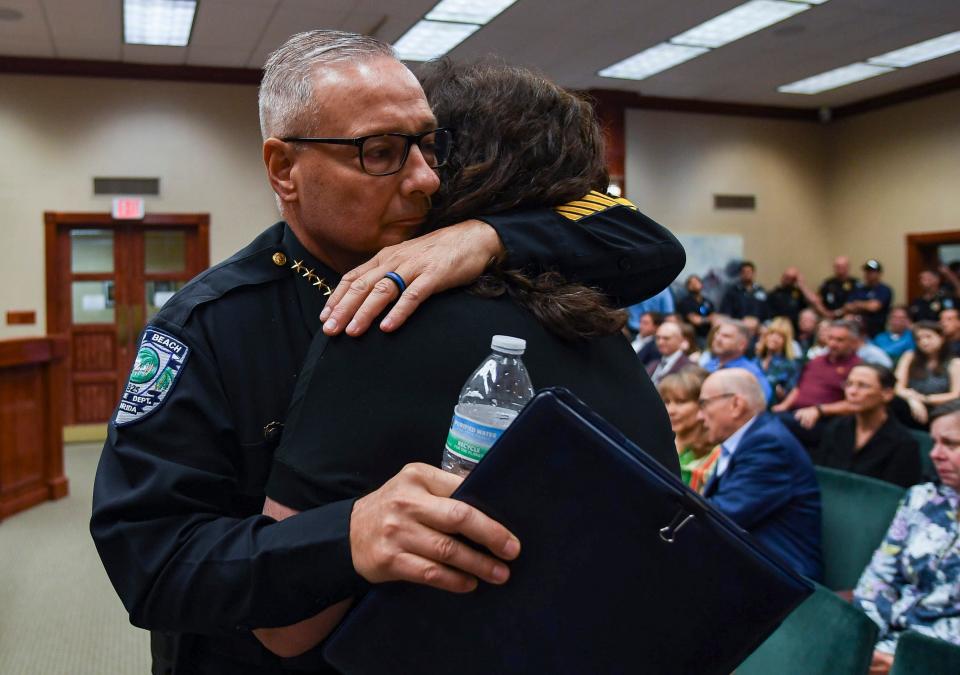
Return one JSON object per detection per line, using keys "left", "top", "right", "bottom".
{"left": 280, "top": 223, "right": 341, "bottom": 336}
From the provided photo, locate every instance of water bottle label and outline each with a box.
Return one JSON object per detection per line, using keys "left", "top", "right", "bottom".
{"left": 444, "top": 413, "right": 505, "bottom": 463}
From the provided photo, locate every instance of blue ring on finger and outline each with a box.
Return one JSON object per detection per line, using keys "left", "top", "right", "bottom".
{"left": 383, "top": 271, "right": 407, "bottom": 294}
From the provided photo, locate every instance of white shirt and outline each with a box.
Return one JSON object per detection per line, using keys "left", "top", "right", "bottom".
{"left": 715, "top": 414, "right": 760, "bottom": 478}
{"left": 631, "top": 334, "right": 654, "bottom": 354}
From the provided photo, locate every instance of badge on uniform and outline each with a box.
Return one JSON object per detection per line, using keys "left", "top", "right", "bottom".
{"left": 115, "top": 327, "right": 190, "bottom": 426}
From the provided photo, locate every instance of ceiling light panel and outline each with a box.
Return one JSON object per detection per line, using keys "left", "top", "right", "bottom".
{"left": 426, "top": 0, "right": 518, "bottom": 25}
{"left": 777, "top": 62, "right": 893, "bottom": 95}
{"left": 867, "top": 31, "right": 960, "bottom": 68}
{"left": 393, "top": 20, "right": 480, "bottom": 62}
{"left": 598, "top": 43, "right": 710, "bottom": 81}
{"left": 124, "top": 0, "right": 197, "bottom": 47}
{"left": 671, "top": 0, "right": 811, "bottom": 49}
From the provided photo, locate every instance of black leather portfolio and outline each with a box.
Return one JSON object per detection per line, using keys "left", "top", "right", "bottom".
{"left": 324, "top": 387, "right": 813, "bottom": 675}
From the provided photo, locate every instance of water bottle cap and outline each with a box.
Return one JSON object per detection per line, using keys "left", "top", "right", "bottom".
{"left": 491, "top": 335, "right": 526, "bottom": 355}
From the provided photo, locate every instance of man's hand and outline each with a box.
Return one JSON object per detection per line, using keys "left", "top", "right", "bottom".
{"left": 320, "top": 220, "right": 504, "bottom": 337}
{"left": 794, "top": 406, "right": 821, "bottom": 429}
{"left": 349, "top": 463, "right": 520, "bottom": 593}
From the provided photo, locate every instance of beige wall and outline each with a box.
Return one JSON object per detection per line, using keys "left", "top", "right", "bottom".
{"left": 625, "top": 89, "right": 960, "bottom": 305}
{"left": 826, "top": 89, "right": 960, "bottom": 302}
{"left": 2, "top": 73, "right": 959, "bottom": 339}
{"left": 0, "top": 74, "right": 276, "bottom": 339}
{"left": 625, "top": 109, "right": 834, "bottom": 290}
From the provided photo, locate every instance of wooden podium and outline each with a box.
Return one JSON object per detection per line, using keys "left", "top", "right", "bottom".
{"left": 0, "top": 336, "right": 69, "bottom": 520}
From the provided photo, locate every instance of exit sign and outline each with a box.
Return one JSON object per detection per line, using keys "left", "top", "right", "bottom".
{"left": 112, "top": 197, "right": 145, "bottom": 220}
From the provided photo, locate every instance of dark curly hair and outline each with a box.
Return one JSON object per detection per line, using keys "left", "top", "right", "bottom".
{"left": 420, "top": 58, "right": 624, "bottom": 341}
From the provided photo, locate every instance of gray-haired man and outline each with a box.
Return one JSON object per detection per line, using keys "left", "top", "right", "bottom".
{"left": 91, "top": 30, "right": 683, "bottom": 674}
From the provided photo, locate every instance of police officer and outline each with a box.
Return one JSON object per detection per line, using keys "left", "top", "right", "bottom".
{"left": 720, "top": 260, "right": 769, "bottom": 322}
{"left": 910, "top": 269, "right": 957, "bottom": 322}
{"left": 845, "top": 259, "right": 893, "bottom": 338}
{"left": 767, "top": 266, "right": 818, "bottom": 332}
{"left": 90, "top": 31, "right": 685, "bottom": 675}
{"left": 819, "top": 255, "right": 860, "bottom": 317}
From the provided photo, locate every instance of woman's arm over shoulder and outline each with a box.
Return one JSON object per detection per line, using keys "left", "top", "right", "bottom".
{"left": 483, "top": 193, "right": 685, "bottom": 307}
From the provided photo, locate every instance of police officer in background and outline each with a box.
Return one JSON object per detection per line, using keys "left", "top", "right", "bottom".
{"left": 90, "top": 31, "right": 685, "bottom": 675}
{"left": 720, "top": 260, "right": 770, "bottom": 322}
{"left": 844, "top": 259, "right": 893, "bottom": 338}
{"left": 819, "top": 255, "right": 861, "bottom": 318}
{"left": 910, "top": 269, "right": 957, "bottom": 322}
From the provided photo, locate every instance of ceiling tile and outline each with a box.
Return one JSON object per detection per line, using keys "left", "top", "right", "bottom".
{"left": 186, "top": 0, "right": 278, "bottom": 67}
{"left": 0, "top": 0, "right": 53, "bottom": 54}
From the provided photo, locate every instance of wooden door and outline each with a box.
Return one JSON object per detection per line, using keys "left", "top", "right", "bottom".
{"left": 906, "top": 230, "right": 960, "bottom": 302}
{"left": 45, "top": 213, "right": 209, "bottom": 425}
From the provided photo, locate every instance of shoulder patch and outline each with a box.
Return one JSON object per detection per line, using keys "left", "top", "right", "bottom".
{"left": 115, "top": 328, "right": 190, "bottom": 426}
{"left": 554, "top": 190, "right": 638, "bottom": 221}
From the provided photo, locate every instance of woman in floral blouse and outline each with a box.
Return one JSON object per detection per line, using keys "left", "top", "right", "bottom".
{"left": 853, "top": 399, "right": 960, "bottom": 674}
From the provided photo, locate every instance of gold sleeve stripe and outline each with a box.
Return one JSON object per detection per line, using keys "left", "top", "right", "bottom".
{"left": 554, "top": 191, "right": 638, "bottom": 220}
{"left": 555, "top": 205, "right": 596, "bottom": 217}
{"left": 581, "top": 192, "right": 618, "bottom": 208}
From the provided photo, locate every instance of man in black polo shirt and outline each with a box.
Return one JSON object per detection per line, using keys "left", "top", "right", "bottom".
{"left": 910, "top": 269, "right": 956, "bottom": 322}
{"left": 721, "top": 261, "right": 769, "bottom": 322}
{"left": 844, "top": 259, "right": 893, "bottom": 338}
{"left": 819, "top": 255, "right": 860, "bottom": 318}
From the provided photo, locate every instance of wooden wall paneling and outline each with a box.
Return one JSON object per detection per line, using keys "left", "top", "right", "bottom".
{"left": 0, "top": 337, "right": 69, "bottom": 520}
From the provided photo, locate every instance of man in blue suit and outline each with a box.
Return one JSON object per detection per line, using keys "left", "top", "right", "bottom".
{"left": 699, "top": 369, "right": 823, "bottom": 580}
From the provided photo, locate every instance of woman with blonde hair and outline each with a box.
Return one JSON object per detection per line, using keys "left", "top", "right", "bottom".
{"left": 658, "top": 366, "right": 719, "bottom": 493}
{"left": 754, "top": 316, "right": 800, "bottom": 404}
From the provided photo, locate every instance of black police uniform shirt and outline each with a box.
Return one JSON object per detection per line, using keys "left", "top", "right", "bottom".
{"left": 677, "top": 292, "right": 715, "bottom": 338}
{"left": 910, "top": 291, "right": 957, "bottom": 323}
{"left": 768, "top": 285, "right": 808, "bottom": 329}
{"left": 849, "top": 282, "right": 894, "bottom": 337}
{"left": 90, "top": 199, "right": 685, "bottom": 675}
{"left": 819, "top": 276, "right": 861, "bottom": 312}
{"left": 720, "top": 282, "right": 770, "bottom": 321}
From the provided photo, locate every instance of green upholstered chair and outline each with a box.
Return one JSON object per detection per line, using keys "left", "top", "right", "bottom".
{"left": 905, "top": 428, "right": 936, "bottom": 481}
{"left": 816, "top": 466, "right": 905, "bottom": 591}
{"left": 737, "top": 583, "right": 878, "bottom": 675}
{"left": 889, "top": 631, "right": 960, "bottom": 675}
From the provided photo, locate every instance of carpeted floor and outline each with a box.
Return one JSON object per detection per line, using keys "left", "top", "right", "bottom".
{"left": 0, "top": 442, "right": 151, "bottom": 674}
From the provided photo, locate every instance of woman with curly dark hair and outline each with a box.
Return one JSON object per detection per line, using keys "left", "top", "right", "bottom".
{"left": 255, "top": 59, "right": 680, "bottom": 660}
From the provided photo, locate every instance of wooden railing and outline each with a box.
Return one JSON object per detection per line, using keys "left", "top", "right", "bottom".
{"left": 0, "top": 336, "right": 69, "bottom": 520}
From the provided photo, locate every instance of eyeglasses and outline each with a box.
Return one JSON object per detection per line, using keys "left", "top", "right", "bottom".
{"left": 697, "top": 393, "right": 735, "bottom": 410}
{"left": 281, "top": 128, "right": 453, "bottom": 176}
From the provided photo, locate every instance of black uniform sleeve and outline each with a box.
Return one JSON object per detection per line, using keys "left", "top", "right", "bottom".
{"left": 90, "top": 322, "right": 361, "bottom": 634}
{"left": 480, "top": 193, "right": 685, "bottom": 307}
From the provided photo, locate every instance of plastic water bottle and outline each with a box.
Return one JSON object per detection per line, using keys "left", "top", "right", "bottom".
{"left": 441, "top": 335, "right": 535, "bottom": 477}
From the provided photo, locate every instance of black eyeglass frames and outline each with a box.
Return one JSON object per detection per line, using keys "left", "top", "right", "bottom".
{"left": 281, "top": 128, "right": 453, "bottom": 176}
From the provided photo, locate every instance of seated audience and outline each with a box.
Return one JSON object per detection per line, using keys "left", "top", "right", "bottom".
{"left": 853, "top": 400, "right": 960, "bottom": 675}
{"left": 647, "top": 321, "right": 691, "bottom": 384}
{"left": 795, "top": 308, "right": 819, "bottom": 361}
{"left": 677, "top": 274, "right": 715, "bottom": 343}
{"left": 698, "top": 369, "right": 823, "bottom": 580}
{"left": 854, "top": 324, "right": 894, "bottom": 369}
{"left": 874, "top": 305, "right": 914, "bottom": 364}
{"left": 812, "top": 364, "right": 921, "bottom": 488}
{"left": 631, "top": 311, "right": 663, "bottom": 365}
{"left": 704, "top": 319, "right": 773, "bottom": 403}
{"left": 772, "top": 320, "right": 863, "bottom": 447}
{"left": 894, "top": 321, "right": 960, "bottom": 426}
{"left": 753, "top": 317, "right": 800, "bottom": 404}
{"left": 909, "top": 269, "right": 956, "bottom": 322}
{"left": 819, "top": 255, "right": 860, "bottom": 318}
{"left": 658, "top": 367, "right": 719, "bottom": 493}
{"left": 720, "top": 261, "right": 770, "bottom": 322}
{"left": 940, "top": 307, "right": 960, "bottom": 357}
{"left": 627, "top": 287, "right": 674, "bottom": 335}
{"left": 843, "top": 259, "right": 892, "bottom": 338}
